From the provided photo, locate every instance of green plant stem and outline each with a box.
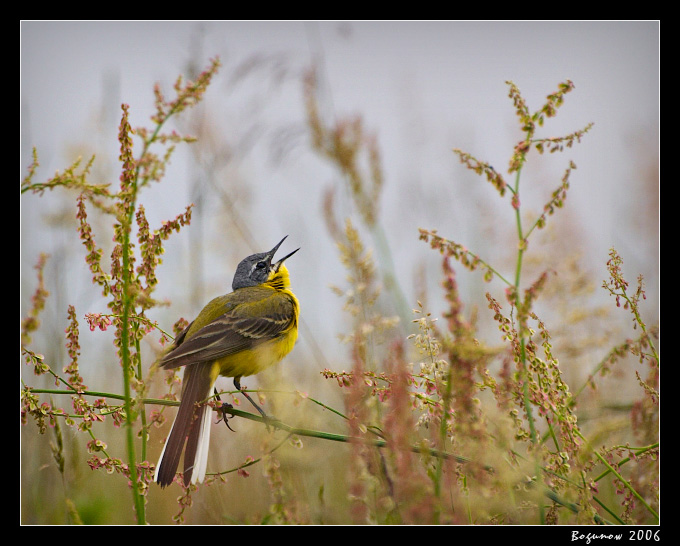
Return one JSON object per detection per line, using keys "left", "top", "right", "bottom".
{"left": 118, "top": 102, "right": 180, "bottom": 523}
{"left": 591, "top": 442, "right": 659, "bottom": 483}
{"left": 118, "top": 114, "right": 149, "bottom": 522}
{"left": 620, "top": 288, "right": 660, "bottom": 367}
{"left": 120, "top": 200, "right": 145, "bottom": 524}
{"left": 576, "top": 431, "right": 659, "bottom": 522}
{"left": 221, "top": 405, "right": 481, "bottom": 467}
{"left": 592, "top": 495, "right": 626, "bottom": 524}
{"left": 27, "top": 387, "right": 479, "bottom": 467}
{"left": 511, "top": 166, "right": 545, "bottom": 523}
{"left": 511, "top": 168, "right": 537, "bottom": 444}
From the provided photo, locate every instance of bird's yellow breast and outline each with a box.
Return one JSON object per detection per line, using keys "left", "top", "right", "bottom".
{"left": 214, "top": 321, "right": 298, "bottom": 378}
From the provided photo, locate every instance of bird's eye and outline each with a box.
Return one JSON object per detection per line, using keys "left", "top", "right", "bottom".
{"left": 256, "top": 261, "right": 267, "bottom": 269}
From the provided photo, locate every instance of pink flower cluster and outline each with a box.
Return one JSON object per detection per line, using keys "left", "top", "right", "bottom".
{"left": 85, "top": 312, "right": 112, "bottom": 332}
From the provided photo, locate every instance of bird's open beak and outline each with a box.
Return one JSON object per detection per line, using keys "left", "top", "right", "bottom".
{"left": 269, "top": 236, "right": 299, "bottom": 272}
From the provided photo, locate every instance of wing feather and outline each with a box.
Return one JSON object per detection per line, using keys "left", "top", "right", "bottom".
{"left": 159, "top": 289, "right": 296, "bottom": 370}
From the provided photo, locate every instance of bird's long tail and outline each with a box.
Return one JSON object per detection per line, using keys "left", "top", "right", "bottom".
{"left": 154, "top": 362, "right": 215, "bottom": 487}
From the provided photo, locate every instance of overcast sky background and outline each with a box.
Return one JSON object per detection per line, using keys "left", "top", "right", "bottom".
{"left": 20, "top": 21, "right": 659, "bottom": 381}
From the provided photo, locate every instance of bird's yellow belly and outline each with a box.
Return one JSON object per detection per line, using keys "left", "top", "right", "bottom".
{"left": 214, "top": 327, "right": 298, "bottom": 378}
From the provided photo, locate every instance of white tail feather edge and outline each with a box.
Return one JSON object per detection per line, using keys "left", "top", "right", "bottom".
{"left": 153, "top": 401, "right": 213, "bottom": 485}
{"left": 191, "top": 405, "right": 213, "bottom": 484}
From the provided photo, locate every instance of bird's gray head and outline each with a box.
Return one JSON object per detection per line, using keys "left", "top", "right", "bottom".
{"left": 232, "top": 236, "right": 299, "bottom": 290}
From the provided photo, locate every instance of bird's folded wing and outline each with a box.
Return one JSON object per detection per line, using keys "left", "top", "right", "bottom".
{"left": 159, "top": 293, "right": 296, "bottom": 370}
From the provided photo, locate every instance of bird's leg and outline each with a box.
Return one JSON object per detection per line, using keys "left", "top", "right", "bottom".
{"left": 233, "top": 377, "right": 274, "bottom": 432}
{"left": 214, "top": 388, "right": 236, "bottom": 432}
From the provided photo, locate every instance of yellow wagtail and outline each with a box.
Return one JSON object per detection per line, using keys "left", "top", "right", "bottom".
{"left": 154, "top": 236, "right": 300, "bottom": 488}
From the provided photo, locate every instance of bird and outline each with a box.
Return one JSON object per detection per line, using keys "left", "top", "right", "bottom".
{"left": 154, "top": 236, "right": 300, "bottom": 488}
